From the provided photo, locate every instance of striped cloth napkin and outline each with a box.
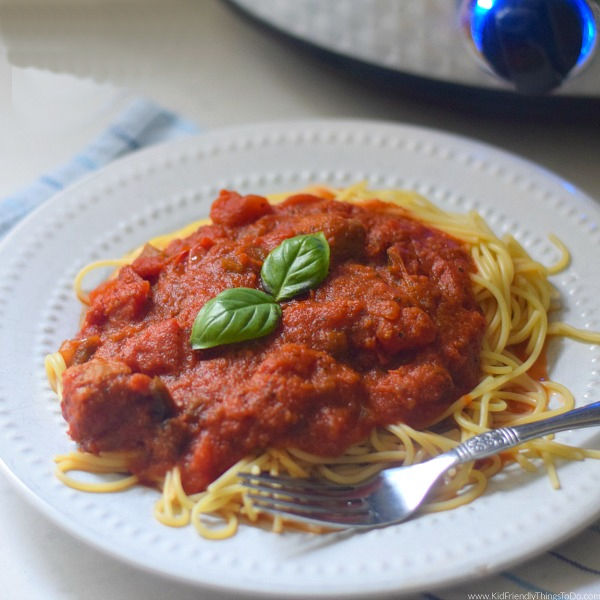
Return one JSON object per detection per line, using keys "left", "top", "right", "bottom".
{"left": 439, "top": 524, "right": 600, "bottom": 598}
{"left": 0, "top": 97, "right": 198, "bottom": 238}
{"left": 0, "top": 99, "right": 598, "bottom": 598}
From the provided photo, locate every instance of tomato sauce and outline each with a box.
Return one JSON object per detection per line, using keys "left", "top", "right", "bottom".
{"left": 510, "top": 341, "right": 549, "bottom": 382}
{"left": 59, "top": 191, "right": 486, "bottom": 492}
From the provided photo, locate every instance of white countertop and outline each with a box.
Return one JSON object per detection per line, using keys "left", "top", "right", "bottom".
{"left": 1, "top": 2, "right": 599, "bottom": 599}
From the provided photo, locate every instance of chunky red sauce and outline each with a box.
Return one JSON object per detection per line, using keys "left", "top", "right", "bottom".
{"left": 59, "top": 191, "right": 486, "bottom": 492}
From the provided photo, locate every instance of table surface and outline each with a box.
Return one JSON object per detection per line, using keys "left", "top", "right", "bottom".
{"left": 1, "top": 2, "right": 599, "bottom": 599}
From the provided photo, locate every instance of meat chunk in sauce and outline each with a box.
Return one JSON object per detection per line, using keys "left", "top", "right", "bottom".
{"left": 61, "top": 359, "right": 176, "bottom": 454}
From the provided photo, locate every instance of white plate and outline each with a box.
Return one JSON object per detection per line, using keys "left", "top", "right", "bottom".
{"left": 1, "top": 120, "right": 599, "bottom": 598}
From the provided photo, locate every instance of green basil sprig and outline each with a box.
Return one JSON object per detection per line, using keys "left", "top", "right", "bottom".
{"left": 190, "top": 232, "right": 330, "bottom": 349}
{"left": 190, "top": 288, "right": 281, "bottom": 349}
{"left": 261, "top": 232, "right": 330, "bottom": 301}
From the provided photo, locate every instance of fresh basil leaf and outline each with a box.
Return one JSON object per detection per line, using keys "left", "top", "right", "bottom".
{"left": 190, "top": 288, "right": 281, "bottom": 350}
{"left": 261, "top": 232, "right": 330, "bottom": 301}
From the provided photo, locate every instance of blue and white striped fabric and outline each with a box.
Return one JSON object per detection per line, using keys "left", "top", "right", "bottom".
{"left": 1, "top": 99, "right": 598, "bottom": 597}
{"left": 429, "top": 523, "right": 600, "bottom": 598}
{"left": 0, "top": 97, "right": 199, "bottom": 238}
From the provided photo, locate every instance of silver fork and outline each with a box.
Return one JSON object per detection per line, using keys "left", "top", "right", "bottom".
{"left": 239, "top": 400, "right": 600, "bottom": 530}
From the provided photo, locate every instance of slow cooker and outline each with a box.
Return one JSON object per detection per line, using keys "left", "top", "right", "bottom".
{"left": 226, "top": 0, "right": 600, "bottom": 103}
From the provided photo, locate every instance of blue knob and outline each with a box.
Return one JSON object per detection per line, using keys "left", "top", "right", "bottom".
{"left": 469, "top": 0, "right": 597, "bottom": 94}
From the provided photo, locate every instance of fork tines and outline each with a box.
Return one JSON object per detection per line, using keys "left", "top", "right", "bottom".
{"left": 238, "top": 472, "right": 375, "bottom": 528}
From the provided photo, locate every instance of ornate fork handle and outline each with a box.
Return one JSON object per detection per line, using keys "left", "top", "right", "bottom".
{"left": 452, "top": 400, "right": 600, "bottom": 463}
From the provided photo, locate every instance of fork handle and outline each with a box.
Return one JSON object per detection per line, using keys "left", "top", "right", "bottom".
{"left": 452, "top": 400, "right": 600, "bottom": 463}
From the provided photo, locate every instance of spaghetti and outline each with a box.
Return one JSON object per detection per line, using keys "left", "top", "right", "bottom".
{"left": 46, "top": 184, "right": 600, "bottom": 540}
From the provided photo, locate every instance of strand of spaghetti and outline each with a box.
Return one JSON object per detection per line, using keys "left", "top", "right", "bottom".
{"left": 582, "top": 448, "right": 600, "bottom": 459}
{"left": 399, "top": 425, "right": 455, "bottom": 457}
{"left": 547, "top": 322, "right": 600, "bottom": 343}
{"left": 154, "top": 470, "right": 191, "bottom": 527}
{"left": 369, "top": 189, "right": 488, "bottom": 241}
{"left": 385, "top": 424, "right": 417, "bottom": 464}
{"left": 73, "top": 258, "right": 129, "bottom": 304}
{"left": 268, "top": 460, "right": 281, "bottom": 477}
{"left": 430, "top": 393, "right": 474, "bottom": 425}
{"left": 507, "top": 310, "right": 545, "bottom": 347}
{"left": 193, "top": 486, "right": 244, "bottom": 514}
{"left": 494, "top": 244, "right": 516, "bottom": 294}
{"left": 155, "top": 466, "right": 208, "bottom": 527}
{"left": 480, "top": 242, "right": 514, "bottom": 300}
{"left": 475, "top": 391, "right": 492, "bottom": 428}
{"left": 54, "top": 458, "right": 138, "bottom": 492}
{"left": 469, "top": 326, "right": 547, "bottom": 401}
{"left": 456, "top": 388, "right": 571, "bottom": 435}
{"left": 288, "top": 446, "right": 407, "bottom": 465}
{"left": 268, "top": 449, "right": 310, "bottom": 477}
{"left": 241, "top": 492, "right": 261, "bottom": 523}
{"left": 546, "top": 234, "right": 570, "bottom": 274}
{"left": 479, "top": 454, "right": 504, "bottom": 478}
{"left": 144, "top": 218, "right": 210, "bottom": 251}
{"left": 503, "top": 399, "right": 573, "bottom": 427}
{"left": 508, "top": 295, "right": 547, "bottom": 354}
{"left": 367, "top": 428, "right": 397, "bottom": 453}
{"left": 190, "top": 503, "right": 239, "bottom": 540}
{"left": 508, "top": 285, "right": 547, "bottom": 352}
{"left": 453, "top": 409, "right": 500, "bottom": 436}
{"left": 45, "top": 351, "right": 66, "bottom": 395}
{"left": 527, "top": 439, "right": 586, "bottom": 460}
{"left": 514, "top": 453, "right": 539, "bottom": 472}
{"left": 316, "top": 462, "right": 386, "bottom": 485}
{"left": 480, "top": 307, "right": 504, "bottom": 351}
{"left": 480, "top": 349, "right": 520, "bottom": 375}
{"left": 423, "top": 469, "right": 488, "bottom": 513}
{"left": 493, "top": 388, "right": 544, "bottom": 406}
{"left": 470, "top": 273, "right": 512, "bottom": 353}
{"left": 54, "top": 450, "right": 138, "bottom": 470}
{"left": 514, "top": 257, "right": 548, "bottom": 276}
{"left": 510, "top": 294, "right": 523, "bottom": 330}
{"left": 171, "top": 455, "right": 273, "bottom": 527}
{"left": 208, "top": 455, "right": 268, "bottom": 493}
{"left": 171, "top": 466, "right": 204, "bottom": 509}
{"left": 473, "top": 296, "right": 506, "bottom": 351}
{"left": 411, "top": 213, "right": 489, "bottom": 243}
{"left": 541, "top": 450, "right": 561, "bottom": 489}
{"left": 270, "top": 514, "right": 284, "bottom": 534}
